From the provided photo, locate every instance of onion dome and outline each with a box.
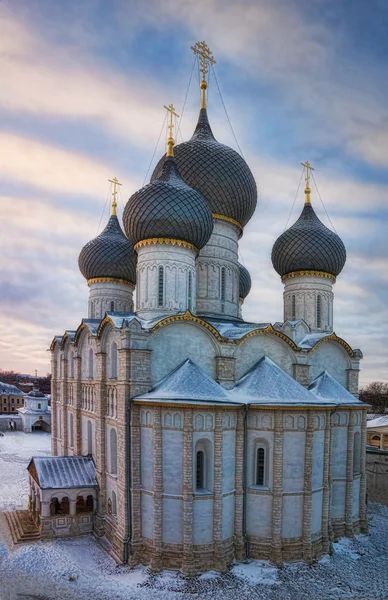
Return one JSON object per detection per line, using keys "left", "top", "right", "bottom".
{"left": 151, "top": 108, "right": 257, "bottom": 229}
{"left": 78, "top": 213, "right": 137, "bottom": 285}
{"left": 123, "top": 154, "right": 213, "bottom": 250}
{"left": 239, "top": 262, "right": 251, "bottom": 299}
{"left": 271, "top": 174, "right": 346, "bottom": 278}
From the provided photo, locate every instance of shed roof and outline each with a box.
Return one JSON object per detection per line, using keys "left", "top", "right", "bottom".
{"left": 27, "top": 456, "right": 97, "bottom": 489}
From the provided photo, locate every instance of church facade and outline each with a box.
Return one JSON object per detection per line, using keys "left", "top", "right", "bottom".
{"left": 43, "top": 44, "right": 367, "bottom": 573}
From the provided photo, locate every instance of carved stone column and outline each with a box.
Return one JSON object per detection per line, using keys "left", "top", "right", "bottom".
{"left": 321, "top": 410, "right": 331, "bottom": 552}
{"left": 151, "top": 407, "right": 163, "bottom": 570}
{"left": 73, "top": 356, "right": 82, "bottom": 455}
{"left": 94, "top": 351, "right": 107, "bottom": 537}
{"left": 359, "top": 410, "right": 368, "bottom": 533}
{"left": 345, "top": 412, "right": 355, "bottom": 537}
{"left": 302, "top": 411, "right": 314, "bottom": 562}
{"left": 213, "top": 410, "right": 225, "bottom": 570}
{"left": 234, "top": 409, "right": 245, "bottom": 561}
{"left": 271, "top": 411, "right": 284, "bottom": 566}
{"left": 182, "top": 409, "right": 194, "bottom": 575}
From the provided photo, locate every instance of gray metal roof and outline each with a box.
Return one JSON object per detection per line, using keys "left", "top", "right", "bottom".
{"left": 151, "top": 108, "right": 257, "bottom": 228}
{"left": 28, "top": 456, "right": 97, "bottom": 489}
{"left": 123, "top": 155, "right": 214, "bottom": 250}
{"left": 271, "top": 202, "right": 346, "bottom": 277}
{"left": 78, "top": 214, "right": 137, "bottom": 284}
{"left": 0, "top": 382, "right": 24, "bottom": 396}
{"left": 308, "top": 371, "right": 363, "bottom": 405}
{"left": 238, "top": 262, "right": 251, "bottom": 299}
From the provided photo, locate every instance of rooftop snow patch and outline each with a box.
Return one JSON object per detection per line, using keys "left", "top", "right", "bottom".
{"left": 28, "top": 456, "right": 97, "bottom": 489}
{"left": 0, "top": 382, "right": 24, "bottom": 396}
{"left": 230, "top": 357, "right": 331, "bottom": 405}
{"left": 202, "top": 318, "right": 270, "bottom": 340}
{"left": 297, "top": 332, "right": 331, "bottom": 349}
{"left": 134, "top": 359, "right": 236, "bottom": 404}
{"left": 308, "top": 371, "right": 364, "bottom": 405}
{"left": 367, "top": 415, "right": 388, "bottom": 428}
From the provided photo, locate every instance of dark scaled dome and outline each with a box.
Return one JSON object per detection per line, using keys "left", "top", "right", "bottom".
{"left": 123, "top": 155, "right": 213, "bottom": 250}
{"left": 151, "top": 109, "right": 257, "bottom": 228}
{"left": 271, "top": 201, "right": 346, "bottom": 278}
{"left": 78, "top": 215, "right": 137, "bottom": 284}
{"left": 239, "top": 262, "right": 251, "bottom": 299}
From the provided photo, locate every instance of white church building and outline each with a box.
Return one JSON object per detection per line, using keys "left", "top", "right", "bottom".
{"left": 26, "top": 43, "right": 367, "bottom": 574}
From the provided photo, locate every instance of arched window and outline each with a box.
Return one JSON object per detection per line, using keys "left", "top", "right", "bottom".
{"left": 316, "top": 295, "right": 322, "bottom": 328}
{"left": 69, "top": 413, "right": 74, "bottom": 447}
{"left": 58, "top": 408, "right": 62, "bottom": 439}
{"left": 372, "top": 435, "right": 381, "bottom": 441}
{"left": 38, "top": 403, "right": 41, "bottom": 410}
{"left": 91, "top": 303, "right": 95, "bottom": 319}
{"left": 188, "top": 270, "right": 192, "bottom": 311}
{"left": 292, "top": 295, "right": 296, "bottom": 320}
{"left": 70, "top": 352, "right": 74, "bottom": 378}
{"left": 196, "top": 450, "right": 205, "bottom": 490}
{"left": 87, "top": 420, "right": 93, "bottom": 455}
{"left": 256, "top": 447, "right": 265, "bottom": 485}
{"left": 111, "top": 343, "right": 118, "bottom": 379}
{"left": 110, "top": 428, "right": 117, "bottom": 475}
{"left": 221, "top": 267, "right": 226, "bottom": 302}
{"left": 111, "top": 491, "right": 117, "bottom": 516}
{"left": 110, "top": 301, "right": 114, "bottom": 311}
{"left": 88, "top": 349, "right": 93, "bottom": 378}
{"left": 353, "top": 431, "right": 361, "bottom": 475}
{"left": 158, "top": 266, "right": 164, "bottom": 307}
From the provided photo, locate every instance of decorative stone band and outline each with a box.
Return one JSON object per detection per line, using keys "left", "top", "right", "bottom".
{"left": 87, "top": 277, "right": 135, "bottom": 288}
{"left": 134, "top": 238, "right": 198, "bottom": 252}
{"left": 281, "top": 270, "right": 336, "bottom": 283}
{"left": 212, "top": 213, "right": 243, "bottom": 234}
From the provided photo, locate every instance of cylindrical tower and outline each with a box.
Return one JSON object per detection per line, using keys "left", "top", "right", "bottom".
{"left": 123, "top": 105, "right": 213, "bottom": 320}
{"left": 78, "top": 184, "right": 137, "bottom": 319}
{"left": 271, "top": 163, "right": 346, "bottom": 332}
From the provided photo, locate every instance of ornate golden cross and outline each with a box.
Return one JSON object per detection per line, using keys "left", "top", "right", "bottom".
{"left": 191, "top": 41, "right": 216, "bottom": 80}
{"left": 301, "top": 160, "right": 314, "bottom": 189}
{"left": 108, "top": 177, "right": 122, "bottom": 216}
{"left": 164, "top": 103, "right": 179, "bottom": 156}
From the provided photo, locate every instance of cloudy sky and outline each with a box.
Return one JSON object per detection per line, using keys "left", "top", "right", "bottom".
{"left": 0, "top": 0, "right": 387, "bottom": 385}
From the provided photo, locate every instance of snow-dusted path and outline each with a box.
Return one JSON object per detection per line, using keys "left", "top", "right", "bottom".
{"left": 1, "top": 432, "right": 388, "bottom": 600}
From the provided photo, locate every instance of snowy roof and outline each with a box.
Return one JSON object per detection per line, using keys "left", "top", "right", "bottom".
{"left": 18, "top": 407, "right": 50, "bottom": 415}
{"left": 81, "top": 319, "right": 100, "bottom": 336}
{"left": 202, "top": 318, "right": 270, "bottom": 340}
{"left": 230, "top": 356, "right": 328, "bottom": 405}
{"left": 28, "top": 456, "right": 97, "bottom": 489}
{"left": 308, "top": 371, "right": 364, "bottom": 405}
{"left": 297, "top": 332, "right": 331, "bottom": 349}
{"left": 134, "top": 359, "right": 237, "bottom": 405}
{"left": 367, "top": 415, "right": 388, "bottom": 429}
{"left": 0, "top": 381, "right": 24, "bottom": 396}
{"left": 64, "top": 330, "right": 76, "bottom": 342}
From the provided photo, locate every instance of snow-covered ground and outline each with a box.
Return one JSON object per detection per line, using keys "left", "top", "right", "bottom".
{"left": 1, "top": 432, "right": 388, "bottom": 600}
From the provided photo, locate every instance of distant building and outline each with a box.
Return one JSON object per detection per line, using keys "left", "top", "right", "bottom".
{"left": 18, "top": 382, "right": 51, "bottom": 433}
{"left": 0, "top": 381, "right": 25, "bottom": 414}
{"left": 367, "top": 416, "right": 388, "bottom": 450}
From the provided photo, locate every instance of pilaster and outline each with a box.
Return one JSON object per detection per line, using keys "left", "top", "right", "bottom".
{"left": 60, "top": 357, "right": 68, "bottom": 456}
{"left": 302, "top": 411, "right": 314, "bottom": 562}
{"left": 359, "top": 410, "right": 368, "bottom": 533}
{"left": 346, "top": 369, "right": 360, "bottom": 397}
{"left": 94, "top": 352, "right": 107, "bottom": 537}
{"left": 233, "top": 409, "right": 245, "bottom": 561}
{"left": 213, "top": 411, "right": 225, "bottom": 571}
{"left": 73, "top": 356, "right": 82, "bottom": 455}
{"left": 151, "top": 407, "right": 163, "bottom": 570}
{"left": 130, "top": 404, "right": 141, "bottom": 564}
{"left": 345, "top": 412, "right": 355, "bottom": 537}
{"left": 182, "top": 409, "right": 195, "bottom": 575}
{"left": 271, "top": 411, "right": 283, "bottom": 566}
{"left": 50, "top": 354, "right": 58, "bottom": 455}
{"left": 321, "top": 411, "right": 331, "bottom": 552}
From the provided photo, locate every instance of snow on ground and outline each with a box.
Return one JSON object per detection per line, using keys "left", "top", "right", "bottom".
{"left": 1, "top": 432, "right": 388, "bottom": 600}
{"left": 0, "top": 431, "right": 51, "bottom": 512}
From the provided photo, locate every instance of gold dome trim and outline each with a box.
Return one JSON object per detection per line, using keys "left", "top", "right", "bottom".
{"left": 134, "top": 238, "right": 198, "bottom": 252}
{"left": 212, "top": 213, "right": 243, "bottom": 231}
{"left": 281, "top": 270, "right": 336, "bottom": 283}
{"left": 87, "top": 277, "right": 135, "bottom": 288}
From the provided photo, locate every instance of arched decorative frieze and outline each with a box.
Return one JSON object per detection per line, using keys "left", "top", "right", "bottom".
{"left": 284, "top": 415, "right": 295, "bottom": 429}
{"left": 297, "top": 415, "right": 306, "bottom": 429}
{"left": 223, "top": 413, "right": 231, "bottom": 428}
{"left": 173, "top": 413, "right": 182, "bottom": 428}
{"left": 310, "top": 333, "right": 355, "bottom": 358}
{"left": 151, "top": 311, "right": 225, "bottom": 343}
{"left": 195, "top": 414, "right": 204, "bottom": 430}
{"left": 163, "top": 412, "right": 172, "bottom": 427}
{"left": 205, "top": 414, "right": 213, "bottom": 430}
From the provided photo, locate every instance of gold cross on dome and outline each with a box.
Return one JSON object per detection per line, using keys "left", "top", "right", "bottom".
{"left": 301, "top": 160, "right": 314, "bottom": 189}
{"left": 191, "top": 41, "right": 216, "bottom": 81}
{"left": 164, "top": 103, "right": 179, "bottom": 157}
{"left": 108, "top": 177, "right": 122, "bottom": 216}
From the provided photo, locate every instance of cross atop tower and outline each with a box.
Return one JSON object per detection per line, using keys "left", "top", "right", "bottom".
{"left": 191, "top": 41, "right": 216, "bottom": 109}
{"left": 108, "top": 177, "right": 122, "bottom": 216}
{"left": 301, "top": 160, "right": 314, "bottom": 204}
{"left": 164, "top": 103, "right": 179, "bottom": 157}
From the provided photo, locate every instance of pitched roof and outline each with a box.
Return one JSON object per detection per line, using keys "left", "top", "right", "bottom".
{"left": 134, "top": 359, "right": 236, "bottom": 405}
{"left": 367, "top": 415, "right": 388, "bottom": 429}
{"left": 0, "top": 381, "right": 24, "bottom": 396}
{"left": 28, "top": 456, "right": 97, "bottom": 489}
{"left": 230, "top": 356, "right": 326, "bottom": 405}
{"left": 308, "top": 370, "right": 364, "bottom": 405}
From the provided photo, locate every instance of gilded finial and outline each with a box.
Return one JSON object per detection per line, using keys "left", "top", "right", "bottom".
{"left": 191, "top": 41, "right": 216, "bottom": 109}
{"left": 164, "top": 103, "right": 179, "bottom": 157}
{"left": 108, "top": 177, "right": 122, "bottom": 216}
{"left": 301, "top": 160, "right": 314, "bottom": 204}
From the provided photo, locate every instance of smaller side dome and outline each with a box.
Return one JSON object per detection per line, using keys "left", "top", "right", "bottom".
{"left": 123, "top": 156, "right": 213, "bottom": 250}
{"left": 78, "top": 215, "right": 137, "bottom": 284}
{"left": 271, "top": 203, "right": 346, "bottom": 278}
{"left": 239, "top": 262, "right": 251, "bottom": 299}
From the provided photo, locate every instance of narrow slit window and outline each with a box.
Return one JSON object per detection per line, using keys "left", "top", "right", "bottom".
{"left": 353, "top": 431, "right": 361, "bottom": 475}
{"left": 196, "top": 450, "right": 204, "bottom": 490}
{"left": 317, "top": 295, "right": 322, "bottom": 328}
{"left": 256, "top": 447, "right": 265, "bottom": 485}
{"left": 221, "top": 267, "right": 226, "bottom": 302}
{"left": 292, "top": 295, "right": 296, "bottom": 320}
{"left": 110, "top": 301, "right": 114, "bottom": 311}
{"left": 158, "top": 266, "right": 164, "bottom": 307}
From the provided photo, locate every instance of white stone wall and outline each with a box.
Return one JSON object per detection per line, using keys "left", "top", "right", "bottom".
{"left": 196, "top": 219, "right": 240, "bottom": 319}
{"left": 234, "top": 334, "right": 295, "bottom": 379}
{"left": 88, "top": 281, "right": 134, "bottom": 319}
{"left": 310, "top": 342, "right": 351, "bottom": 387}
{"left": 81, "top": 415, "right": 96, "bottom": 458}
{"left": 331, "top": 411, "right": 348, "bottom": 519}
{"left": 283, "top": 275, "right": 334, "bottom": 332}
{"left": 136, "top": 243, "right": 197, "bottom": 319}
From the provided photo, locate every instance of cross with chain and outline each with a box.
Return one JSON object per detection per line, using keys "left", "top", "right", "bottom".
{"left": 301, "top": 160, "right": 314, "bottom": 189}
{"left": 164, "top": 103, "right": 180, "bottom": 140}
{"left": 191, "top": 41, "right": 216, "bottom": 80}
{"left": 108, "top": 177, "right": 122, "bottom": 216}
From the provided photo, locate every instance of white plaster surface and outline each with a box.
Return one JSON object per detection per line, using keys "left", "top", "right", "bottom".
{"left": 283, "top": 431, "right": 306, "bottom": 493}
{"left": 352, "top": 477, "right": 360, "bottom": 518}
{"left": 162, "top": 497, "right": 183, "bottom": 544}
{"left": 331, "top": 481, "right": 346, "bottom": 518}
{"left": 193, "top": 498, "right": 213, "bottom": 544}
{"left": 309, "top": 343, "right": 350, "bottom": 387}
{"left": 234, "top": 335, "right": 294, "bottom": 379}
{"left": 140, "top": 427, "right": 153, "bottom": 491}
{"left": 141, "top": 493, "right": 153, "bottom": 539}
{"left": 312, "top": 490, "right": 323, "bottom": 534}
{"left": 162, "top": 430, "right": 183, "bottom": 495}
{"left": 282, "top": 494, "right": 303, "bottom": 538}
{"left": 222, "top": 494, "right": 235, "bottom": 540}
{"left": 246, "top": 493, "right": 273, "bottom": 537}
{"left": 222, "top": 430, "right": 236, "bottom": 493}
{"left": 331, "top": 427, "right": 347, "bottom": 479}
{"left": 312, "top": 430, "right": 324, "bottom": 490}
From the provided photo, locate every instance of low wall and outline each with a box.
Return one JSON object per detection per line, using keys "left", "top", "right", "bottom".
{"left": 366, "top": 446, "right": 388, "bottom": 505}
{"left": 0, "top": 416, "right": 23, "bottom": 432}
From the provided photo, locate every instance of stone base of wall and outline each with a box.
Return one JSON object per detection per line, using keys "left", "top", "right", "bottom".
{"left": 40, "top": 514, "right": 93, "bottom": 538}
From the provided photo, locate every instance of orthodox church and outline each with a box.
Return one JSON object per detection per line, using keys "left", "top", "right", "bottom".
{"left": 27, "top": 42, "right": 367, "bottom": 573}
